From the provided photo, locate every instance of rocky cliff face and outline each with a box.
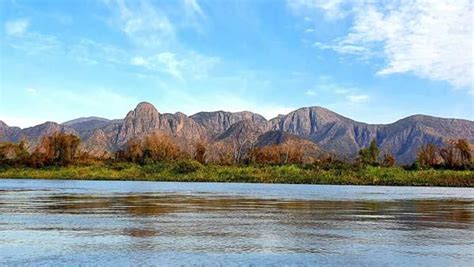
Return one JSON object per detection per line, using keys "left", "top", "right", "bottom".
{"left": 270, "top": 107, "right": 378, "bottom": 158}
{"left": 116, "top": 102, "right": 161, "bottom": 146}
{"left": 1, "top": 103, "right": 473, "bottom": 164}
{"left": 115, "top": 102, "right": 207, "bottom": 146}
{"left": 191, "top": 111, "right": 268, "bottom": 138}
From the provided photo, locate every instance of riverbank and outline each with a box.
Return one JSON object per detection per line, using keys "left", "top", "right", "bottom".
{"left": 0, "top": 162, "right": 473, "bottom": 187}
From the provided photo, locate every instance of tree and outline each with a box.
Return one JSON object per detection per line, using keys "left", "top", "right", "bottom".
{"left": 31, "top": 133, "right": 81, "bottom": 166}
{"left": 381, "top": 153, "right": 395, "bottom": 167}
{"left": 143, "top": 133, "right": 183, "bottom": 162}
{"left": 440, "top": 140, "right": 457, "bottom": 168}
{"left": 358, "top": 139, "right": 379, "bottom": 166}
{"left": 417, "top": 143, "right": 439, "bottom": 168}
{"left": 0, "top": 141, "right": 30, "bottom": 166}
{"left": 439, "top": 139, "right": 473, "bottom": 169}
{"left": 193, "top": 141, "right": 207, "bottom": 164}
{"left": 455, "top": 139, "right": 472, "bottom": 165}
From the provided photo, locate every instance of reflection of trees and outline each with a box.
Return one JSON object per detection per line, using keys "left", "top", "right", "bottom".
{"left": 40, "top": 194, "right": 473, "bottom": 227}
{"left": 36, "top": 193, "right": 474, "bottom": 254}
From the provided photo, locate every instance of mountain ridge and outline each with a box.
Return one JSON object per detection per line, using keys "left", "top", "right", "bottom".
{"left": 1, "top": 102, "right": 473, "bottom": 164}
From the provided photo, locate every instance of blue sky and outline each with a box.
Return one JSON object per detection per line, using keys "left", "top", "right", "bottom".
{"left": 0, "top": 0, "right": 472, "bottom": 128}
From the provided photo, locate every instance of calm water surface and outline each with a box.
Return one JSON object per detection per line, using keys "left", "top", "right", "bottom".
{"left": 1, "top": 179, "right": 473, "bottom": 266}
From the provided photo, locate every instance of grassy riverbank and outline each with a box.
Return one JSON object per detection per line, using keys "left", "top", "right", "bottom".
{"left": 0, "top": 161, "right": 473, "bottom": 187}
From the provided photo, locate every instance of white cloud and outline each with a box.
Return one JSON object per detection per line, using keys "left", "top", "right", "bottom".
{"left": 25, "top": 88, "right": 37, "bottom": 94}
{"left": 288, "top": 0, "right": 347, "bottom": 20}
{"left": 102, "top": 1, "right": 218, "bottom": 80}
{"left": 291, "top": 0, "right": 474, "bottom": 90}
{"left": 346, "top": 94, "right": 369, "bottom": 104}
{"left": 106, "top": 0, "right": 175, "bottom": 49}
{"left": 69, "top": 39, "right": 127, "bottom": 65}
{"left": 184, "top": 0, "right": 205, "bottom": 18}
{"left": 156, "top": 52, "right": 183, "bottom": 80}
{"left": 5, "top": 18, "right": 29, "bottom": 36}
{"left": 305, "top": 89, "right": 316, "bottom": 96}
{"left": 132, "top": 51, "right": 219, "bottom": 80}
{"left": 131, "top": 56, "right": 147, "bottom": 66}
{"left": 4, "top": 18, "right": 61, "bottom": 55}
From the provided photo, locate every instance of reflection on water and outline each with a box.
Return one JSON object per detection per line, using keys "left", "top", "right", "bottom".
{"left": 0, "top": 180, "right": 473, "bottom": 266}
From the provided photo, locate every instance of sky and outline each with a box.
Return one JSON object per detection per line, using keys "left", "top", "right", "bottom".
{"left": 0, "top": 0, "right": 473, "bottom": 128}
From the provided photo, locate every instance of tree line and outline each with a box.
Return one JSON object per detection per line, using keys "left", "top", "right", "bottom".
{"left": 0, "top": 132, "right": 472, "bottom": 170}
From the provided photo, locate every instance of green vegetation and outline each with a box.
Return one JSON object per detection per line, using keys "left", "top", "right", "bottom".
{"left": 0, "top": 161, "right": 473, "bottom": 187}
{"left": 0, "top": 133, "right": 472, "bottom": 186}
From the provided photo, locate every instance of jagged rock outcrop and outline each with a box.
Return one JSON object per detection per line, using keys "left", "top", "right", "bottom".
{"left": 115, "top": 102, "right": 207, "bottom": 146}
{"left": 116, "top": 102, "right": 161, "bottom": 146}
{"left": 191, "top": 111, "right": 268, "bottom": 138}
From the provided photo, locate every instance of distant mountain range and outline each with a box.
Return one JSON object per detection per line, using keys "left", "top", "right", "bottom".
{"left": 1, "top": 102, "right": 473, "bottom": 164}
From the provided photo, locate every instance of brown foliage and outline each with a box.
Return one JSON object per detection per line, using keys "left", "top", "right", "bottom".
{"left": 382, "top": 153, "right": 396, "bottom": 167}
{"left": 250, "top": 142, "right": 307, "bottom": 165}
{"left": 143, "top": 133, "right": 184, "bottom": 162}
{"left": 417, "top": 143, "right": 439, "bottom": 167}
{"left": 193, "top": 141, "right": 207, "bottom": 164}
{"left": 29, "top": 133, "right": 81, "bottom": 167}
{"left": 119, "top": 133, "right": 188, "bottom": 163}
{"left": 440, "top": 139, "right": 473, "bottom": 168}
{"left": 0, "top": 141, "right": 29, "bottom": 166}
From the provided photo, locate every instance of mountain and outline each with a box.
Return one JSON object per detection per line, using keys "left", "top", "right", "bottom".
{"left": 4, "top": 122, "right": 77, "bottom": 150}
{"left": 1, "top": 102, "right": 473, "bottom": 164}
{"left": 0, "top": 121, "right": 22, "bottom": 141}
{"left": 62, "top": 117, "right": 122, "bottom": 136}
{"left": 115, "top": 102, "right": 207, "bottom": 146}
{"left": 270, "top": 107, "right": 474, "bottom": 163}
{"left": 191, "top": 111, "right": 268, "bottom": 138}
{"left": 62, "top": 116, "right": 110, "bottom": 126}
{"left": 270, "top": 106, "right": 376, "bottom": 158}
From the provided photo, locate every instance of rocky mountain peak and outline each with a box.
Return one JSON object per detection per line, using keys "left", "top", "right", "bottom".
{"left": 135, "top": 102, "right": 158, "bottom": 113}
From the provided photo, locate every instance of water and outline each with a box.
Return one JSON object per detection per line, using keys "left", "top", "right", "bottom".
{"left": 1, "top": 179, "right": 473, "bottom": 266}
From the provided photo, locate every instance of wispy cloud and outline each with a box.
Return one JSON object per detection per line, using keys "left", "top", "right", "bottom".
{"left": 346, "top": 94, "right": 369, "bottom": 104}
{"left": 131, "top": 51, "right": 219, "bottom": 80}
{"left": 105, "top": 0, "right": 176, "bottom": 50}
{"left": 69, "top": 38, "right": 128, "bottom": 66}
{"left": 101, "top": 0, "right": 218, "bottom": 80}
{"left": 25, "top": 88, "right": 37, "bottom": 95}
{"left": 308, "top": 76, "right": 371, "bottom": 105}
{"left": 290, "top": 0, "right": 474, "bottom": 90}
{"left": 184, "top": 0, "right": 206, "bottom": 19}
{"left": 5, "top": 18, "right": 29, "bottom": 36}
{"left": 4, "top": 18, "right": 61, "bottom": 55}
{"left": 305, "top": 89, "right": 316, "bottom": 96}
{"left": 288, "top": 0, "right": 347, "bottom": 20}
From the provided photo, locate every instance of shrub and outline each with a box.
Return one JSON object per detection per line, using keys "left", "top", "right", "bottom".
{"left": 173, "top": 160, "right": 203, "bottom": 174}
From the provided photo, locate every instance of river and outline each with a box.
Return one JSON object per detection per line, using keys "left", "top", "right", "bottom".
{"left": 1, "top": 179, "right": 473, "bottom": 266}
